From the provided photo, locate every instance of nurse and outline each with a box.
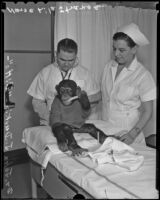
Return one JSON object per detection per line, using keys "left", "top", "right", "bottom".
{"left": 27, "top": 38, "right": 101, "bottom": 125}
{"left": 101, "top": 23, "right": 156, "bottom": 145}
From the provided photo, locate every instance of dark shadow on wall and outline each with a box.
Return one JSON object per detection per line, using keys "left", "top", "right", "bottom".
{"left": 24, "top": 96, "right": 40, "bottom": 126}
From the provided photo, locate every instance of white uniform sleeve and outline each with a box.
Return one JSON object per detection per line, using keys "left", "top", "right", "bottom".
{"left": 87, "top": 73, "right": 100, "bottom": 94}
{"left": 27, "top": 70, "right": 46, "bottom": 100}
{"left": 84, "top": 70, "right": 101, "bottom": 103}
{"left": 32, "top": 98, "right": 49, "bottom": 125}
{"left": 139, "top": 71, "right": 156, "bottom": 102}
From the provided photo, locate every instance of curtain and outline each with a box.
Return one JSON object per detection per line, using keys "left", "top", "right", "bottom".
{"left": 54, "top": 2, "right": 157, "bottom": 84}
{"left": 54, "top": 2, "right": 157, "bottom": 135}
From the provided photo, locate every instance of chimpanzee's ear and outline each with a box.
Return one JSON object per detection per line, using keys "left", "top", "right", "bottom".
{"left": 55, "top": 84, "right": 60, "bottom": 94}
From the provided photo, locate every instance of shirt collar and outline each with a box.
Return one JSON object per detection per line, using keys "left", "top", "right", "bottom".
{"left": 53, "top": 61, "right": 73, "bottom": 74}
{"left": 111, "top": 56, "right": 138, "bottom": 71}
{"left": 127, "top": 57, "right": 138, "bottom": 71}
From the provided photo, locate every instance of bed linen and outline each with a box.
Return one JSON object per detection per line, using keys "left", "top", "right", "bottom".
{"left": 22, "top": 120, "right": 158, "bottom": 199}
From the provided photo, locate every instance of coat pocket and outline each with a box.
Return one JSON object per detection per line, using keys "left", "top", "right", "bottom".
{"left": 117, "top": 85, "right": 136, "bottom": 102}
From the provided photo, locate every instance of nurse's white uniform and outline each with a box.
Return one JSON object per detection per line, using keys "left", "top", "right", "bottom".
{"left": 101, "top": 57, "right": 156, "bottom": 144}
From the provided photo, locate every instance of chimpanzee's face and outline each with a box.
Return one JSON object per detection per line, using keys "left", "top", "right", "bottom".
{"left": 56, "top": 80, "right": 77, "bottom": 106}
{"left": 60, "top": 86, "right": 73, "bottom": 105}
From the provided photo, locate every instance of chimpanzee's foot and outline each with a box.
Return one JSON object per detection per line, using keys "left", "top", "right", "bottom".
{"left": 72, "top": 148, "right": 88, "bottom": 156}
{"left": 98, "top": 133, "right": 107, "bottom": 144}
{"left": 68, "top": 145, "right": 88, "bottom": 156}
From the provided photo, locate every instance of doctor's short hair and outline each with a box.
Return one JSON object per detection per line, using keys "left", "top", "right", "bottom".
{"left": 113, "top": 32, "right": 136, "bottom": 48}
{"left": 57, "top": 38, "right": 78, "bottom": 54}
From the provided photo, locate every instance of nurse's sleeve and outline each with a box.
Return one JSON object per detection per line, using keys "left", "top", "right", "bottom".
{"left": 27, "top": 70, "right": 46, "bottom": 100}
{"left": 85, "top": 71, "right": 101, "bottom": 103}
{"left": 139, "top": 71, "right": 156, "bottom": 102}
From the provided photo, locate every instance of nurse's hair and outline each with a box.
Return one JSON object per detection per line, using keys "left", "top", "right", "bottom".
{"left": 57, "top": 38, "right": 78, "bottom": 54}
{"left": 113, "top": 32, "right": 136, "bottom": 48}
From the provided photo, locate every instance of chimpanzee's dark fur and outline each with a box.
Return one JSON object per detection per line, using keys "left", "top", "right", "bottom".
{"left": 50, "top": 80, "right": 108, "bottom": 155}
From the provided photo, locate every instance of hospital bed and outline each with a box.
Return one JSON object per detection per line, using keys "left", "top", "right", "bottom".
{"left": 22, "top": 120, "right": 158, "bottom": 199}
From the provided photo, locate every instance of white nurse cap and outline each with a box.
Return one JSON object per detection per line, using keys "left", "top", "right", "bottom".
{"left": 117, "top": 23, "right": 149, "bottom": 46}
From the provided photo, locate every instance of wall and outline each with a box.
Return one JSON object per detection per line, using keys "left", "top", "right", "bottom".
{"left": 4, "top": 2, "right": 54, "bottom": 151}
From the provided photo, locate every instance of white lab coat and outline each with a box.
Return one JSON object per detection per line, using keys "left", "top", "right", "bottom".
{"left": 27, "top": 62, "right": 100, "bottom": 124}
{"left": 101, "top": 57, "right": 156, "bottom": 144}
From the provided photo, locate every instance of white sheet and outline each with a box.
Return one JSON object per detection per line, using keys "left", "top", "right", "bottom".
{"left": 22, "top": 120, "right": 158, "bottom": 199}
{"left": 86, "top": 137, "right": 144, "bottom": 171}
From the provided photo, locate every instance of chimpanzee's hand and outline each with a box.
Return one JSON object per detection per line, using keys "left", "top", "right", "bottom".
{"left": 76, "top": 86, "right": 82, "bottom": 98}
{"left": 58, "top": 142, "right": 69, "bottom": 152}
{"left": 76, "top": 86, "right": 88, "bottom": 99}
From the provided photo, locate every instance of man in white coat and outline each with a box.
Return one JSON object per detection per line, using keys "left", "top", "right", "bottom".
{"left": 27, "top": 38, "right": 101, "bottom": 125}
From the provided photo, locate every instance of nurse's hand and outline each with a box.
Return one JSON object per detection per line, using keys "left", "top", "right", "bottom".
{"left": 117, "top": 127, "right": 141, "bottom": 145}
{"left": 118, "top": 132, "right": 135, "bottom": 145}
{"left": 114, "top": 130, "right": 128, "bottom": 139}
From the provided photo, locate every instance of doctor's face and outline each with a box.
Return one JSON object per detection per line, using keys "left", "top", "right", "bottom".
{"left": 57, "top": 50, "right": 77, "bottom": 72}
{"left": 113, "top": 39, "right": 136, "bottom": 66}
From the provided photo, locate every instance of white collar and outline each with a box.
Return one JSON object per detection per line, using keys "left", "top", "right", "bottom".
{"left": 111, "top": 57, "right": 138, "bottom": 71}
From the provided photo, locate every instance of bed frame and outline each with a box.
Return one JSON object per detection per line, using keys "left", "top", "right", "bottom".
{"left": 30, "top": 158, "right": 94, "bottom": 199}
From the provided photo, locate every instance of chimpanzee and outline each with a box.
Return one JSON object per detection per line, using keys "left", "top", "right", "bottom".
{"left": 49, "top": 79, "right": 108, "bottom": 156}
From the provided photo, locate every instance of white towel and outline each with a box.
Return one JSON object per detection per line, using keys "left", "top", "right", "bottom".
{"left": 36, "top": 144, "right": 64, "bottom": 186}
{"left": 22, "top": 125, "right": 157, "bottom": 199}
{"left": 22, "top": 126, "right": 143, "bottom": 187}
{"left": 37, "top": 144, "right": 62, "bottom": 168}
{"left": 86, "top": 137, "right": 144, "bottom": 171}
{"left": 22, "top": 127, "right": 98, "bottom": 186}
{"left": 22, "top": 126, "right": 144, "bottom": 171}
{"left": 22, "top": 126, "right": 68, "bottom": 186}
{"left": 22, "top": 127, "right": 65, "bottom": 168}
{"left": 22, "top": 126, "right": 98, "bottom": 168}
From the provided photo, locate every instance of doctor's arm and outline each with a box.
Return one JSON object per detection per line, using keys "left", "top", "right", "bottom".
{"left": 32, "top": 98, "right": 50, "bottom": 125}
{"left": 119, "top": 100, "right": 154, "bottom": 145}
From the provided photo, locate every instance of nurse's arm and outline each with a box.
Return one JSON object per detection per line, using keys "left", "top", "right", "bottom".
{"left": 129, "top": 100, "right": 154, "bottom": 139}
{"left": 88, "top": 91, "right": 102, "bottom": 108}
{"left": 32, "top": 98, "right": 50, "bottom": 123}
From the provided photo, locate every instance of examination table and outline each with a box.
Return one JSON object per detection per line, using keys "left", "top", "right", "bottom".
{"left": 22, "top": 120, "right": 158, "bottom": 199}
